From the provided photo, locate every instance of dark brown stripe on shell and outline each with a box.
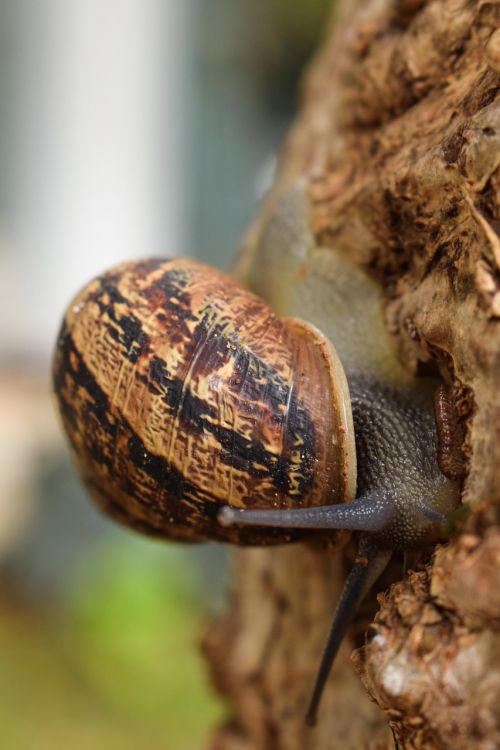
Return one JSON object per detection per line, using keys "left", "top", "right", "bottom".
{"left": 144, "top": 351, "right": 316, "bottom": 498}
{"left": 90, "top": 274, "right": 150, "bottom": 363}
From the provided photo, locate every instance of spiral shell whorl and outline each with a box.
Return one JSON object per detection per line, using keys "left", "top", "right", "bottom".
{"left": 53, "top": 257, "right": 354, "bottom": 544}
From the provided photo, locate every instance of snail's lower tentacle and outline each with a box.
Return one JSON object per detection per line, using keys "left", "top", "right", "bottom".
{"left": 305, "top": 537, "right": 392, "bottom": 727}
{"left": 218, "top": 493, "right": 393, "bottom": 533}
{"left": 418, "top": 504, "right": 448, "bottom": 523}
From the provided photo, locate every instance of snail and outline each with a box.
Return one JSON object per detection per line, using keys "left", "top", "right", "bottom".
{"left": 52, "top": 180, "right": 462, "bottom": 726}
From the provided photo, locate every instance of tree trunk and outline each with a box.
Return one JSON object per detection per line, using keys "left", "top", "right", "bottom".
{"left": 203, "top": 2, "right": 500, "bottom": 748}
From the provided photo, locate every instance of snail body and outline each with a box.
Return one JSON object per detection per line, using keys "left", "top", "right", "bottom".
{"left": 53, "top": 181, "right": 461, "bottom": 726}
{"left": 223, "top": 182, "right": 460, "bottom": 723}
{"left": 225, "top": 182, "right": 458, "bottom": 547}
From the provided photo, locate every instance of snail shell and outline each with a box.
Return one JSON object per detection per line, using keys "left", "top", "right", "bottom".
{"left": 53, "top": 257, "right": 356, "bottom": 544}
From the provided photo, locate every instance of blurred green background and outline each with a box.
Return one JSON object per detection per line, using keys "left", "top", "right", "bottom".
{"left": 0, "top": 1, "right": 330, "bottom": 748}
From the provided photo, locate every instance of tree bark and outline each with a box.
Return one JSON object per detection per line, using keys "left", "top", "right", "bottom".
{"left": 204, "top": 1, "right": 500, "bottom": 748}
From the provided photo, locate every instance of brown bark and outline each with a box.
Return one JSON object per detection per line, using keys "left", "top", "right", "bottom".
{"left": 204, "top": 1, "right": 500, "bottom": 748}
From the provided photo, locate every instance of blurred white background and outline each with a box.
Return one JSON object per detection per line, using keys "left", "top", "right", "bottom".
{"left": 0, "top": 2, "right": 329, "bottom": 747}
{"left": 2, "top": 0, "right": 190, "bottom": 362}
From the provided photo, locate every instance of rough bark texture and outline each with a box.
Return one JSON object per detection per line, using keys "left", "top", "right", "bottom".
{"left": 204, "top": 1, "right": 500, "bottom": 748}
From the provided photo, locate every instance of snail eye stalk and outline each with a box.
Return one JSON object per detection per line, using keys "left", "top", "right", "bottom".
{"left": 218, "top": 492, "right": 393, "bottom": 533}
